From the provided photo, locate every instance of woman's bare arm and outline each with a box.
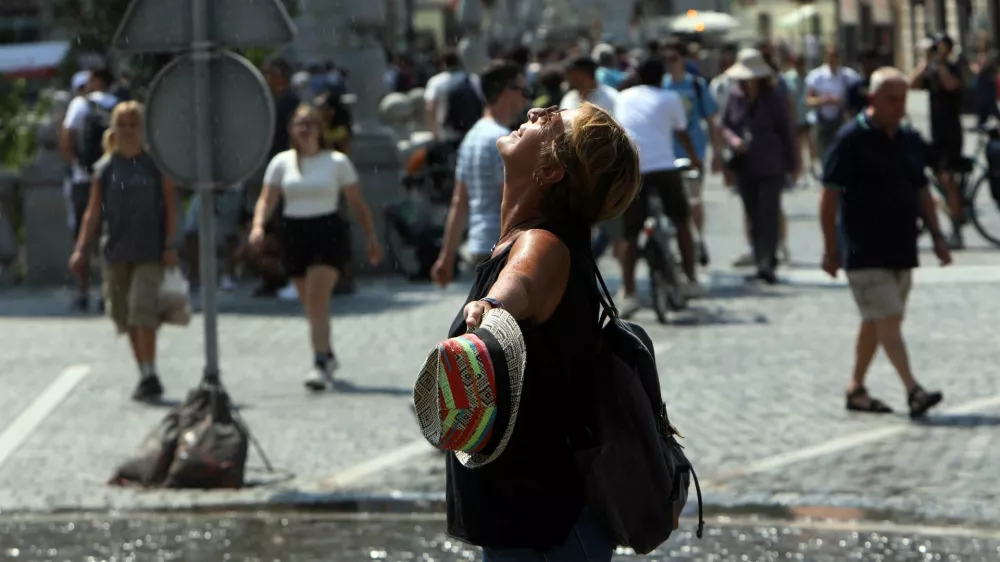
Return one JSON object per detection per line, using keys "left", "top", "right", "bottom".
{"left": 74, "top": 177, "right": 103, "bottom": 253}
{"left": 251, "top": 184, "right": 282, "bottom": 231}
{"left": 341, "top": 183, "right": 377, "bottom": 240}
{"left": 480, "top": 229, "right": 571, "bottom": 324}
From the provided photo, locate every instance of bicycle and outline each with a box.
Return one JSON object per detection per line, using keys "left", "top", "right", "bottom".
{"left": 639, "top": 159, "right": 691, "bottom": 324}
{"left": 928, "top": 124, "right": 1000, "bottom": 248}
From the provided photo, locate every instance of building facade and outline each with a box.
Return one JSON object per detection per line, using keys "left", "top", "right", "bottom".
{"left": 895, "top": 0, "right": 997, "bottom": 71}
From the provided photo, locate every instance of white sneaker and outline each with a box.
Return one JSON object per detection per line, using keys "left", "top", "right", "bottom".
{"left": 304, "top": 357, "right": 338, "bottom": 392}
{"left": 220, "top": 275, "right": 236, "bottom": 291}
{"left": 277, "top": 283, "right": 298, "bottom": 301}
{"left": 683, "top": 282, "right": 705, "bottom": 299}
{"left": 304, "top": 367, "right": 328, "bottom": 391}
{"left": 615, "top": 291, "right": 642, "bottom": 319}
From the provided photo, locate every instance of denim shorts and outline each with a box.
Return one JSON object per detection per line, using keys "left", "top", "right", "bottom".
{"left": 481, "top": 508, "right": 614, "bottom": 562}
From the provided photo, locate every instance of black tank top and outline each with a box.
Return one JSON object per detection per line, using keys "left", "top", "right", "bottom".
{"left": 445, "top": 222, "right": 601, "bottom": 549}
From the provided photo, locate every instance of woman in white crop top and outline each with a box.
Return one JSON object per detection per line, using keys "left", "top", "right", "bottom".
{"left": 250, "top": 104, "right": 383, "bottom": 391}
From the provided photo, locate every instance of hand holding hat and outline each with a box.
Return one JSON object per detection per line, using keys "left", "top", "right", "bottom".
{"left": 413, "top": 308, "right": 527, "bottom": 468}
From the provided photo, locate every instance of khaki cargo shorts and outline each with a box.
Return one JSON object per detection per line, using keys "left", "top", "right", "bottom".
{"left": 103, "top": 262, "right": 164, "bottom": 333}
{"left": 846, "top": 268, "right": 913, "bottom": 320}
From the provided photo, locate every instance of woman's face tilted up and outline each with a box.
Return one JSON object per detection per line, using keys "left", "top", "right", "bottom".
{"left": 497, "top": 106, "right": 577, "bottom": 177}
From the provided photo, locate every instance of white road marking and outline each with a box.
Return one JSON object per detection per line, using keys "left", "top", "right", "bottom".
{"left": 0, "top": 364, "right": 91, "bottom": 470}
{"left": 707, "top": 393, "right": 1000, "bottom": 484}
{"left": 318, "top": 438, "right": 437, "bottom": 490}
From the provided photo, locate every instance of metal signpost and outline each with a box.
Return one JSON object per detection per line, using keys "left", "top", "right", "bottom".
{"left": 114, "top": 0, "right": 295, "bottom": 383}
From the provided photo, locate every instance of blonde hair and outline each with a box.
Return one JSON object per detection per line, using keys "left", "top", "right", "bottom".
{"left": 102, "top": 101, "right": 144, "bottom": 157}
{"left": 539, "top": 102, "right": 641, "bottom": 225}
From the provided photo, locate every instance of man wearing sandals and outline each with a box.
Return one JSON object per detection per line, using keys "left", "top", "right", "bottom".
{"left": 820, "top": 67, "right": 950, "bottom": 419}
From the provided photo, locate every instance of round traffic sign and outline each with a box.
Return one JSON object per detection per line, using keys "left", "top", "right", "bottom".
{"left": 144, "top": 50, "right": 275, "bottom": 188}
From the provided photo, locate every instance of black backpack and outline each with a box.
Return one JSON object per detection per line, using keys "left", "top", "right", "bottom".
{"left": 444, "top": 75, "right": 484, "bottom": 135}
{"left": 576, "top": 261, "right": 704, "bottom": 554}
{"left": 76, "top": 99, "right": 114, "bottom": 174}
{"left": 109, "top": 381, "right": 271, "bottom": 489}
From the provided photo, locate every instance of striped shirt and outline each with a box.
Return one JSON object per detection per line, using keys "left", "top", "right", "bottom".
{"left": 455, "top": 118, "right": 508, "bottom": 255}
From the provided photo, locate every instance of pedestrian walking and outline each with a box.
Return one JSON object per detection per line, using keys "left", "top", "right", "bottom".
{"left": 909, "top": 33, "right": 967, "bottom": 249}
{"left": 721, "top": 49, "right": 796, "bottom": 284}
{"left": 60, "top": 68, "right": 120, "bottom": 312}
{"left": 431, "top": 60, "right": 529, "bottom": 286}
{"left": 820, "top": 67, "right": 949, "bottom": 418}
{"left": 418, "top": 103, "right": 640, "bottom": 561}
{"left": 662, "top": 38, "right": 724, "bottom": 268}
{"left": 805, "top": 45, "right": 860, "bottom": 166}
{"left": 249, "top": 105, "right": 383, "bottom": 392}
{"left": 68, "top": 101, "right": 179, "bottom": 402}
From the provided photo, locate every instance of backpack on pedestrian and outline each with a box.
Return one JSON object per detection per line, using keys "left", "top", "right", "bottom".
{"left": 76, "top": 99, "right": 115, "bottom": 174}
{"left": 574, "top": 258, "right": 704, "bottom": 554}
{"left": 443, "top": 75, "right": 484, "bottom": 135}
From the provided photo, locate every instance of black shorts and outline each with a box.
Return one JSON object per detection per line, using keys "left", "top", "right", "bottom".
{"left": 929, "top": 137, "right": 965, "bottom": 172}
{"left": 70, "top": 181, "right": 91, "bottom": 240}
{"left": 621, "top": 169, "right": 690, "bottom": 239}
{"left": 282, "top": 212, "right": 352, "bottom": 277}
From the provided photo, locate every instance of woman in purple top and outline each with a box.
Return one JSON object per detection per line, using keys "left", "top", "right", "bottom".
{"left": 722, "top": 49, "right": 797, "bottom": 284}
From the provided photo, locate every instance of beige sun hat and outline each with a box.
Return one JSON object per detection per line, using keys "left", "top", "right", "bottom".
{"left": 725, "top": 48, "right": 774, "bottom": 80}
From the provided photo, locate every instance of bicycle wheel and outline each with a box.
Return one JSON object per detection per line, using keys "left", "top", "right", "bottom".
{"left": 968, "top": 175, "right": 1000, "bottom": 247}
{"left": 647, "top": 244, "right": 685, "bottom": 324}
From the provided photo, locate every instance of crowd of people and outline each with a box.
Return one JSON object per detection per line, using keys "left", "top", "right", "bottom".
{"left": 44, "top": 26, "right": 1000, "bottom": 560}
{"left": 56, "top": 28, "right": 995, "bottom": 415}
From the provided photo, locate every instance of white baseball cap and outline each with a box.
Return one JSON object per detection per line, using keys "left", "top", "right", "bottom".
{"left": 72, "top": 70, "right": 90, "bottom": 92}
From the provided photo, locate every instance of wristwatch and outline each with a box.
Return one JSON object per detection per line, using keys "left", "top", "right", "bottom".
{"left": 479, "top": 297, "right": 504, "bottom": 310}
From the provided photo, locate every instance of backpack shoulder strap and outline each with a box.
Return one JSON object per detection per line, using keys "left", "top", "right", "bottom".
{"left": 691, "top": 75, "right": 706, "bottom": 117}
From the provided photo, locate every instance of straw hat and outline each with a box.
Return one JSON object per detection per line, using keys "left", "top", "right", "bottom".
{"left": 413, "top": 308, "right": 527, "bottom": 468}
{"left": 724, "top": 48, "right": 774, "bottom": 80}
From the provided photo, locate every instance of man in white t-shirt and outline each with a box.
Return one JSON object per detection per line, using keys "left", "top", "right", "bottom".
{"left": 805, "top": 45, "right": 861, "bottom": 160}
{"left": 59, "top": 68, "right": 119, "bottom": 312}
{"left": 560, "top": 56, "right": 619, "bottom": 111}
{"left": 613, "top": 58, "right": 703, "bottom": 316}
{"left": 424, "top": 50, "right": 484, "bottom": 144}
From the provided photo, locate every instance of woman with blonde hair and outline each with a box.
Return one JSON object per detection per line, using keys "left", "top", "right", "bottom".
{"left": 250, "top": 103, "right": 382, "bottom": 391}
{"left": 69, "top": 100, "right": 180, "bottom": 402}
{"left": 445, "top": 103, "right": 640, "bottom": 559}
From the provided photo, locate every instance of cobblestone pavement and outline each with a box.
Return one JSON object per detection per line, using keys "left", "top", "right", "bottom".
{"left": 3, "top": 513, "right": 1000, "bottom": 561}
{"left": 2, "top": 92, "right": 1000, "bottom": 523}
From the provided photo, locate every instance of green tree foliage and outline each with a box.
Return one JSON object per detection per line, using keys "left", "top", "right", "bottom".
{"left": 0, "top": 80, "right": 45, "bottom": 170}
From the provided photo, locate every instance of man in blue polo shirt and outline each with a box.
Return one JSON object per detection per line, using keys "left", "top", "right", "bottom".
{"left": 820, "top": 67, "right": 950, "bottom": 420}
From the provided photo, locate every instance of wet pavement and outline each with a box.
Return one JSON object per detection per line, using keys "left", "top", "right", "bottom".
{"left": 2, "top": 513, "right": 1000, "bottom": 562}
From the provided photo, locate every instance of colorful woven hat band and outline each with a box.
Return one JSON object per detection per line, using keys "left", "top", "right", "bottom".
{"left": 434, "top": 330, "right": 511, "bottom": 456}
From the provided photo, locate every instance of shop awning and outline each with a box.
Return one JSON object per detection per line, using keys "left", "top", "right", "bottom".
{"left": 0, "top": 41, "right": 71, "bottom": 79}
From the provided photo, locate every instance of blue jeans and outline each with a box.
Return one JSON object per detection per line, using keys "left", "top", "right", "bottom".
{"left": 481, "top": 509, "right": 614, "bottom": 562}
